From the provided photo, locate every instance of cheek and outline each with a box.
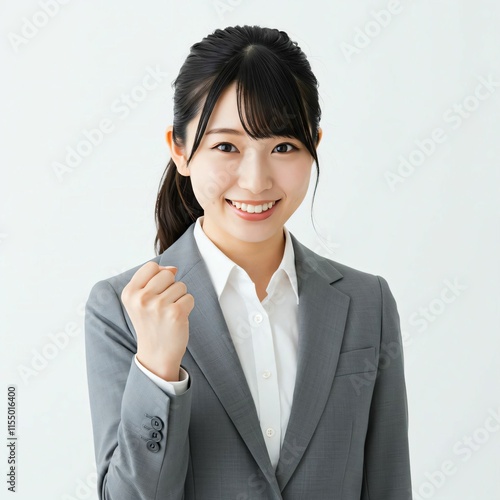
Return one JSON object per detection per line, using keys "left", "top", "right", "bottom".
{"left": 280, "top": 164, "right": 311, "bottom": 199}
{"left": 191, "top": 176, "right": 215, "bottom": 208}
{"left": 190, "top": 164, "right": 234, "bottom": 207}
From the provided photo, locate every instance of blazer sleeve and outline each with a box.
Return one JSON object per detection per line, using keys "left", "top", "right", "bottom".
{"left": 84, "top": 279, "right": 193, "bottom": 500}
{"left": 361, "top": 276, "right": 413, "bottom": 500}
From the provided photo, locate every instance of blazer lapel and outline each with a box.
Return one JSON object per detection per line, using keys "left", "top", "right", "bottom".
{"left": 275, "top": 232, "right": 349, "bottom": 492}
{"left": 158, "top": 224, "right": 349, "bottom": 496}
{"left": 159, "top": 224, "right": 283, "bottom": 497}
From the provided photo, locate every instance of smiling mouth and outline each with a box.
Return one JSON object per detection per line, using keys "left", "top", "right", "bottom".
{"left": 225, "top": 198, "right": 281, "bottom": 213}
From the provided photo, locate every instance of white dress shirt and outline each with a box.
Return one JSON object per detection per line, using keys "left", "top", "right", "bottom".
{"left": 135, "top": 215, "right": 300, "bottom": 469}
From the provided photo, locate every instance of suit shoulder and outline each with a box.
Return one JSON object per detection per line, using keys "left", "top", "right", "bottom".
{"left": 324, "top": 258, "right": 400, "bottom": 315}
{"left": 291, "top": 232, "right": 385, "bottom": 296}
{"left": 324, "top": 255, "right": 381, "bottom": 285}
{"left": 320, "top": 255, "right": 389, "bottom": 301}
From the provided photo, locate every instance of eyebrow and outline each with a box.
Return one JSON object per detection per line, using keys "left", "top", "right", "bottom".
{"left": 205, "top": 128, "right": 245, "bottom": 136}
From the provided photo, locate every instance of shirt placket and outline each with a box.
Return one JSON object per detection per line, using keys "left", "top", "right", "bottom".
{"left": 245, "top": 292, "right": 281, "bottom": 469}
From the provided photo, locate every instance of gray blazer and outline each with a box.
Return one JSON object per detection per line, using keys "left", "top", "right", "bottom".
{"left": 84, "top": 222, "right": 412, "bottom": 499}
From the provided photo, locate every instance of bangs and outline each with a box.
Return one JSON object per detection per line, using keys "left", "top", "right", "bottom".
{"left": 235, "top": 44, "right": 311, "bottom": 144}
{"left": 186, "top": 44, "right": 317, "bottom": 164}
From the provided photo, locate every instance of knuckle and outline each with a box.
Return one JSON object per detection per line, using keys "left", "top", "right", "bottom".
{"left": 178, "top": 281, "right": 188, "bottom": 294}
{"left": 136, "top": 291, "right": 152, "bottom": 308}
{"left": 121, "top": 285, "right": 132, "bottom": 303}
{"left": 166, "top": 303, "right": 184, "bottom": 321}
{"left": 185, "top": 293, "right": 195, "bottom": 308}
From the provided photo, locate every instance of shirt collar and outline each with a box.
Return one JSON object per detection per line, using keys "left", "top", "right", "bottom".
{"left": 193, "top": 216, "right": 299, "bottom": 304}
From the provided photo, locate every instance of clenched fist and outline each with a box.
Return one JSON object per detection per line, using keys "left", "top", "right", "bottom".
{"left": 121, "top": 261, "right": 194, "bottom": 381}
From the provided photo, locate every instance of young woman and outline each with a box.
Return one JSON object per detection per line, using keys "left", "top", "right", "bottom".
{"left": 85, "top": 25, "right": 412, "bottom": 500}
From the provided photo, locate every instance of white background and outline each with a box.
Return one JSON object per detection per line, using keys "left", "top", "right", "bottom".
{"left": 1, "top": 1, "right": 499, "bottom": 499}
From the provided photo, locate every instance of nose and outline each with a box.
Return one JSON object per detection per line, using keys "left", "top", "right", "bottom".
{"left": 236, "top": 149, "right": 272, "bottom": 194}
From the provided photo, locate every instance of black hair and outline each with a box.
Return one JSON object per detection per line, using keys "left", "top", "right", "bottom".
{"left": 154, "top": 25, "right": 321, "bottom": 254}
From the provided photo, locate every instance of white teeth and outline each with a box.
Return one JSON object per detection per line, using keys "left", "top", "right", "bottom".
{"left": 230, "top": 200, "right": 277, "bottom": 213}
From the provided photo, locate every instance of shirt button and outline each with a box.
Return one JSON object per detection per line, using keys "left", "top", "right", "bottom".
{"left": 253, "top": 313, "right": 263, "bottom": 324}
{"left": 262, "top": 370, "right": 271, "bottom": 379}
{"left": 266, "top": 428, "right": 275, "bottom": 437}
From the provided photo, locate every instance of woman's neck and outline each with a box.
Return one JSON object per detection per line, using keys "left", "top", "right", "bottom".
{"left": 201, "top": 218, "right": 286, "bottom": 287}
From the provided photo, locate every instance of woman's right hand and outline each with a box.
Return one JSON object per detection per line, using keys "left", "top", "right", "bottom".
{"left": 121, "top": 261, "right": 194, "bottom": 381}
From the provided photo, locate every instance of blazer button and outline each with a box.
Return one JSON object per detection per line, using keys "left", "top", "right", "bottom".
{"left": 150, "top": 416, "right": 164, "bottom": 431}
{"left": 148, "top": 429, "right": 162, "bottom": 442}
{"left": 146, "top": 440, "right": 160, "bottom": 453}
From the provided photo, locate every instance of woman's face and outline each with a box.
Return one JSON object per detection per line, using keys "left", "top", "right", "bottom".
{"left": 167, "top": 81, "right": 322, "bottom": 247}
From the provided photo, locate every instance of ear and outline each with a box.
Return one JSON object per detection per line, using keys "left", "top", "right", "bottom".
{"left": 165, "top": 125, "right": 190, "bottom": 176}
{"left": 316, "top": 127, "right": 323, "bottom": 148}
